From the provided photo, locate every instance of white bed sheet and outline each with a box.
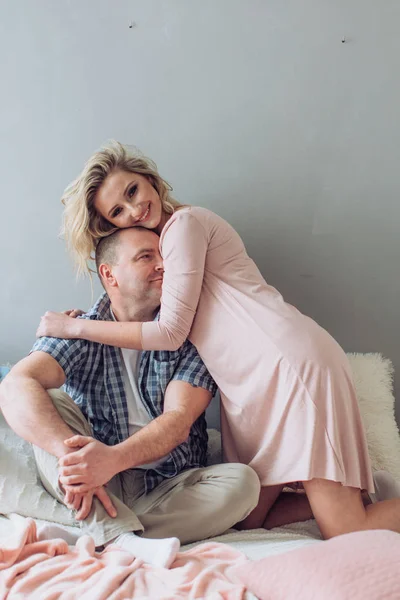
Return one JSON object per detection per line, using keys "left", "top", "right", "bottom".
{"left": 183, "top": 520, "right": 322, "bottom": 600}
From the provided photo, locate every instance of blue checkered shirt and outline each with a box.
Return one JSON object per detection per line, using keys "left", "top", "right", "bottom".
{"left": 31, "top": 293, "right": 217, "bottom": 493}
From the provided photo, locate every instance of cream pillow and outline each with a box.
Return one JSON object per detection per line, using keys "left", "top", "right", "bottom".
{"left": 347, "top": 352, "right": 400, "bottom": 480}
{"left": 0, "top": 409, "right": 75, "bottom": 525}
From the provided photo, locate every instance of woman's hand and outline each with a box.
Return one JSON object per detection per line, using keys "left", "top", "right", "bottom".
{"left": 63, "top": 308, "right": 85, "bottom": 318}
{"left": 36, "top": 311, "right": 82, "bottom": 339}
{"left": 58, "top": 435, "right": 119, "bottom": 493}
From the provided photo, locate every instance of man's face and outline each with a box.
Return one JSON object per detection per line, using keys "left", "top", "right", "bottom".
{"left": 108, "top": 229, "right": 164, "bottom": 308}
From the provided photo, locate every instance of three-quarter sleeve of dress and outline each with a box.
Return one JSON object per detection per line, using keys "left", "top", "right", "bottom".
{"left": 141, "top": 211, "right": 208, "bottom": 351}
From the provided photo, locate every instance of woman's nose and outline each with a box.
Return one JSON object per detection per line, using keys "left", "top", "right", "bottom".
{"left": 129, "top": 206, "right": 142, "bottom": 220}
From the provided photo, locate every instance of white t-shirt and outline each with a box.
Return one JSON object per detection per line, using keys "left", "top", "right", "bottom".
{"left": 119, "top": 347, "right": 168, "bottom": 469}
{"left": 112, "top": 311, "right": 167, "bottom": 469}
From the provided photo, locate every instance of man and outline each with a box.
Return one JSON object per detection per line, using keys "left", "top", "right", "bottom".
{"left": 0, "top": 227, "right": 260, "bottom": 568}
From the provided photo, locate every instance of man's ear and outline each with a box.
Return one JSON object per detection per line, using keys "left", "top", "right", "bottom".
{"left": 99, "top": 263, "right": 117, "bottom": 288}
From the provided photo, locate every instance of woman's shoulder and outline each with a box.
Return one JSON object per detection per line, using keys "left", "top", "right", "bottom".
{"left": 172, "top": 205, "right": 230, "bottom": 228}
{"left": 162, "top": 206, "right": 220, "bottom": 235}
{"left": 174, "top": 205, "right": 216, "bottom": 220}
{"left": 160, "top": 206, "right": 238, "bottom": 255}
{"left": 160, "top": 205, "right": 244, "bottom": 257}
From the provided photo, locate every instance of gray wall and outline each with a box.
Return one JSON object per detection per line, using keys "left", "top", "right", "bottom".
{"left": 1, "top": 1, "right": 400, "bottom": 427}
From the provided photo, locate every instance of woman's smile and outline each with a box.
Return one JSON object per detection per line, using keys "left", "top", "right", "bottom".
{"left": 136, "top": 203, "right": 150, "bottom": 223}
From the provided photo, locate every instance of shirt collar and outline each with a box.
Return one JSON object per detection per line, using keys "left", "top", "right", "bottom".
{"left": 84, "top": 292, "right": 160, "bottom": 323}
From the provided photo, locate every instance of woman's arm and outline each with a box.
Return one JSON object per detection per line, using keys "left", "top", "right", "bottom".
{"left": 36, "top": 211, "right": 208, "bottom": 350}
{"left": 141, "top": 211, "right": 208, "bottom": 350}
{"left": 37, "top": 312, "right": 143, "bottom": 349}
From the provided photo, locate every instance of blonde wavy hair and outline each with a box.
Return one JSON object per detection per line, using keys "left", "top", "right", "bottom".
{"left": 61, "top": 140, "right": 181, "bottom": 277}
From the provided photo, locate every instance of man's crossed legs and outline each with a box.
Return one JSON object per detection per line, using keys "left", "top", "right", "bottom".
{"left": 33, "top": 390, "right": 260, "bottom": 566}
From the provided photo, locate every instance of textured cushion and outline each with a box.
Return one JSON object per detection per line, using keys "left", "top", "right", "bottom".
{"left": 228, "top": 529, "right": 400, "bottom": 600}
{"left": 0, "top": 409, "right": 75, "bottom": 524}
{"left": 347, "top": 353, "right": 400, "bottom": 480}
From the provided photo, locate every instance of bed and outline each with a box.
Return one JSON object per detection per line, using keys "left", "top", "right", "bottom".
{"left": 1, "top": 353, "right": 400, "bottom": 599}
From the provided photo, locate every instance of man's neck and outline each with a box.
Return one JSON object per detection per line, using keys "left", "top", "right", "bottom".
{"left": 110, "top": 298, "right": 158, "bottom": 323}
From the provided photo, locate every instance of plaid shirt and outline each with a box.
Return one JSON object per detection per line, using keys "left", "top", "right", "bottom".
{"left": 32, "top": 293, "right": 217, "bottom": 493}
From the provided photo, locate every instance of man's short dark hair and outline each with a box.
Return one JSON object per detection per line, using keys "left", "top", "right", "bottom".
{"left": 95, "top": 226, "right": 149, "bottom": 282}
{"left": 95, "top": 230, "right": 123, "bottom": 280}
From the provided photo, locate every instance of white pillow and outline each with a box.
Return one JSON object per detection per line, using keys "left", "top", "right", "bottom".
{"left": 0, "top": 410, "right": 75, "bottom": 525}
{"left": 347, "top": 352, "right": 400, "bottom": 481}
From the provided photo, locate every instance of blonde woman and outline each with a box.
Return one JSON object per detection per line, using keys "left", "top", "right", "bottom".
{"left": 38, "top": 141, "right": 400, "bottom": 539}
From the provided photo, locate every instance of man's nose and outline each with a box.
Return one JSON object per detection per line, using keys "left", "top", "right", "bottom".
{"left": 155, "top": 260, "right": 164, "bottom": 272}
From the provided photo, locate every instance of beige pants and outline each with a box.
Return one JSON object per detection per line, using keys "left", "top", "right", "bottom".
{"left": 33, "top": 389, "right": 260, "bottom": 546}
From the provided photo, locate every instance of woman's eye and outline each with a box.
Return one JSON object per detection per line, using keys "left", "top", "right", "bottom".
{"left": 112, "top": 207, "right": 122, "bottom": 218}
{"left": 128, "top": 185, "right": 137, "bottom": 198}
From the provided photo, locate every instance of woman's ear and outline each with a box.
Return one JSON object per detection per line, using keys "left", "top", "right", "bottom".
{"left": 98, "top": 263, "right": 117, "bottom": 288}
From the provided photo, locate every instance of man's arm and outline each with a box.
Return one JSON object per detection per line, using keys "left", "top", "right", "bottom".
{"left": 118, "top": 380, "right": 212, "bottom": 469}
{"left": 0, "top": 352, "right": 73, "bottom": 457}
{"left": 0, "top": 351, "right": 116, "bottom": 520}
{"left": 58, "top": 381, "right": 212, "bottom": 491}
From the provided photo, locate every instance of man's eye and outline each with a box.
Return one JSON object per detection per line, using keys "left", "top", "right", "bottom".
{"left": 140, "top": 254, "right": 151, "bottom": 260}
{"left": 128, "top": 185, "right": 137, "bottom": 198}
{"left": 112, "top": 207, "right": 122, "bottom": 218}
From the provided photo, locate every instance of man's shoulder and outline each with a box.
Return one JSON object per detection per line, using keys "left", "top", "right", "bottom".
{"left": 31, "top": 334, "right": 86, "bottom": 360}
{"left": 157, "top": 338, "right": 217, "bottom": 394}
{"left": 148, "top": 339, "right": 203, "bottom": 373}
{"left": 80, "top": 292, "right": 112, "bottom": 321}
{"left": 30, "top": 294, "right": 112, "bottom": 364}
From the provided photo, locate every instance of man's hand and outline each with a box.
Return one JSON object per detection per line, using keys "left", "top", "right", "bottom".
{"left": 59, "top": 435, "right": 119, "bottom": 493}
{"left": 36, "top": 311, "right": 81, "bottom": 339}
{"left": 63, "top": 308, "right": 85, "bottom": 318}
{"left": 64, "top": 486, "right": 117, "bottom": 521}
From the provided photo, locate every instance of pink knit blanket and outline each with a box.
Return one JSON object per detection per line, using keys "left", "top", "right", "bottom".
{"left": 0, "top": 518, "right": 247, "bottom": 599}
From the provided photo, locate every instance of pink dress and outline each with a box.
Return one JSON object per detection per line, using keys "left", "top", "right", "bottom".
{"left": 142, "top": 207, "right": 374, "bottom": 491}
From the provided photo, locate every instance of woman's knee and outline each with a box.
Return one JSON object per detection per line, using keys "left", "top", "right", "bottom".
{"left": 303, "top": 478, "right": 367, "bottom": 539}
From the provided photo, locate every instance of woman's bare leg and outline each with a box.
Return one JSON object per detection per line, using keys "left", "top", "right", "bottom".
{"left": 263, "top": 488, "right": 373, "bottom": 529}
{"left": 263, "top": 491, "right": 314, "bottom": 528}
{"left": 303, "top": 478, "right": 400, "bottom": 539}
{"left": 237, "top": 484, "right": 318, "bottom": 530}
{"left": 236, "top": 484, "right": 285, "bottom": 529}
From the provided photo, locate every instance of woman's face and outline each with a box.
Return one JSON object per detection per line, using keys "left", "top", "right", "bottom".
{"left": 94, "top": 169, "right": 164, "bottom": 232}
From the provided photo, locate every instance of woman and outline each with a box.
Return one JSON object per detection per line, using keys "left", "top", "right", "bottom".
{"left": 38, "top": 141, "right": 400, "bottom": 539}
